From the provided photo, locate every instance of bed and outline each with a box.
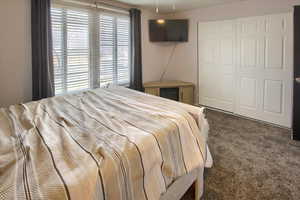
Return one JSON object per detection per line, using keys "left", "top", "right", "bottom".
{"left": 0, "top": 87, "right": 212, "bottom": 200}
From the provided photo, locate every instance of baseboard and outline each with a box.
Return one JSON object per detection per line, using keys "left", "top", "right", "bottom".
{"left": 196, "top": 104, "right": 292, "bottom": 131}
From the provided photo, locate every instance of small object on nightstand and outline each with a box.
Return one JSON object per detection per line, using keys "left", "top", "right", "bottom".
{"left": 143, "top": 80, "right": 195, "bottom": 105}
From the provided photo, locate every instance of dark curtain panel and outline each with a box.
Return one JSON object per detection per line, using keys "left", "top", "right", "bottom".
{"left": 129, "top": 8, "right": 143, "bottom": 91}
{"left": 31, "top": 0, "right": 54, "bottom": 100}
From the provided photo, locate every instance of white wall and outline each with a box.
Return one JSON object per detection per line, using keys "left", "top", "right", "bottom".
{"left": 141, "top": 9, "right": 168, "bottom": 82}
{"left": 0, "top": 0, "right": 32, "bottom": 107}
{"left": 160, "top": 0, "right": 300, "bottom": 103}
{"left": 141, "top": 9, "right": 173, "bottom": 82}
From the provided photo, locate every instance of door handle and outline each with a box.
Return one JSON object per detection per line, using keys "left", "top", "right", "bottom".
{"left": 296, "top": 78, "right": 300, "bottom": 83}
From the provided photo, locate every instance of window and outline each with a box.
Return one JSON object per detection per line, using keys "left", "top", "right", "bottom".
{"left": 51, "top": 5, "right": 130, "bottom": 95}
{"left": 99, "top": 14, "right": 130, "bottom": 86}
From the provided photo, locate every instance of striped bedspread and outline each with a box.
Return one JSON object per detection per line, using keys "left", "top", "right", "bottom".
{"left": 0, "top": 87, "right": 210, "bottom": 200}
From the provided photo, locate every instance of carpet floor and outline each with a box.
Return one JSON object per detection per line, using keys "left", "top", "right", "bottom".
{"left": 181, "top": 109, "right": 300, "bottom": 200}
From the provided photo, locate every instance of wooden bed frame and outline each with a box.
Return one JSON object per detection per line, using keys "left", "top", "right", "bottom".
{"left": 160, "top": 168, "right": 204, "bottom": 200}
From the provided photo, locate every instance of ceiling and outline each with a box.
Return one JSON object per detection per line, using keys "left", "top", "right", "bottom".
{"left": 114, "top": 0, "right": 245, "bottom": 13}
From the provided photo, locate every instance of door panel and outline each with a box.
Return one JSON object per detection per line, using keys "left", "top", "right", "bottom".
{"left": 263, "top": 80, "right": 283, "bottom": 114}
{"left": 198, "top": 20, "right": 236, "bottom": 112}
{"left": 241, "top": 38, "right": 257, "bottom": 68}
{"left": 240, "top": 77, "right": 257, "bottom": 109}
{"left": 236, "top": 13, "right": 293, "bottom": 127}
{"left": 265, "top": 36, "right": 284, "bottom": 69}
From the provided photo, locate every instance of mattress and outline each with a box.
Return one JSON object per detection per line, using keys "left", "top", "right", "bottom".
{"left": 0, "top": 87, "right": 211, "bottom": 200}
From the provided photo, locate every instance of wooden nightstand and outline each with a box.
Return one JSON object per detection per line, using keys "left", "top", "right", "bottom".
{"left": 144, "top": 80, "right": 195, "bottom": 105}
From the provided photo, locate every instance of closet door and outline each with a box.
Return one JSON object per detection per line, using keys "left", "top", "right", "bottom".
{"left": 198, "top": 20, "right": 236, "bottom": 112}
{"left": 235, "top": 13, "right": 293, "bottom": 127}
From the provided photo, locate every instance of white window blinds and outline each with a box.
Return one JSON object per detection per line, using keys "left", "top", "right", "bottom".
{"left": 51, "top": 5, "right": 130, "bottom": 95}
{"left": 99, "top": 15, "right": 130, "bottom": 86}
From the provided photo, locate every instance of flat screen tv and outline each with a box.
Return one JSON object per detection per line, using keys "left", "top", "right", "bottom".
{"left": 149, "top": 19, "right": 188, "bottom": 42}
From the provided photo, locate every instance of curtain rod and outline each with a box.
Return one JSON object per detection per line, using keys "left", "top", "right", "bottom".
{"left": 58, "top": 0, "right": 130, "bottom": 14}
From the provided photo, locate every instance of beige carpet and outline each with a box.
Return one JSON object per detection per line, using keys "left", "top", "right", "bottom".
{"left": 181, "top": 109, "right": 300, "bottom": 200}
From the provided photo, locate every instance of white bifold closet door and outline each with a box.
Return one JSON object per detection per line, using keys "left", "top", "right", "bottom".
{"left": 198, "top": 20, "right": 236, "bottom": 112}
{"left": 198, "top": 13, "right": 293, "bottom": 127}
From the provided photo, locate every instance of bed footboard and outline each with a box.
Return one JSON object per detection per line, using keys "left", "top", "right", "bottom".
{"left": 160, "top": 168, "right": 204, "bottom": 200}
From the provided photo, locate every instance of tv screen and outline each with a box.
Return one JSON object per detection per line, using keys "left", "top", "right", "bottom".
{"left": 149, "top": 19, "right": 188, "bottom": 42}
